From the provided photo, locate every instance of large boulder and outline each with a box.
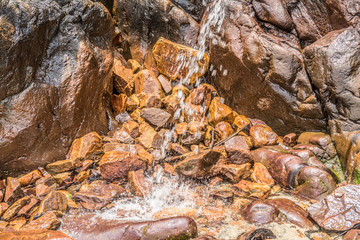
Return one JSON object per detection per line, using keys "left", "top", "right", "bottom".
{"left": 304, "top": 27, "right": 360, "bottom": 181}
{"left": 0, "top": 0, "right": 114, "bottom": 176}
{"left": 206, "top": 0, "right": 327, "bottom": 135}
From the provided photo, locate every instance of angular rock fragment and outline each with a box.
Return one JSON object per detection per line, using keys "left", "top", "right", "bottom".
{"left": 250, "top": 124, "right": 278, "bottom": 148}
{"left": 23, "top": 211, "right": 61, "bottom": 230}
{"left": 208, "top": 97, "right": 235, "bottom": 126}
{"left": 134, "top": 69, "right": 163, "bottom": 96}
{"left": 46, "top": 158, "right": 82, "bottom": 175}
{"left": 220, "top": 164, "right": 251, "bottom": 183}
{"left": 251, "top": 163, "right": 275, "bottom": 186}
{"left": 66, "top": 132, "right": 103, "bottom": 160}
{"left": 0, "top": 229, "right": 74, "bottom": 240}
{"left": 128, "top": 169, "right": 152, "bottom": 197}
{"left": 18, "top": 170, "right": 43, "bottom": 187}
{"left": 233, "top": 180, "right": 271, "bottom": 199}
{"left": 141, "top": 108, "right": 171, "bottom": 127}
{"left": 4, "top": 178, "right": 24, "bottom": 204}
{"left": 2, "top": 196, "right": 30, "bottom": 221}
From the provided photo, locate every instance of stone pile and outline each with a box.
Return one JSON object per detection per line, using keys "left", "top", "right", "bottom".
{"left": 0, "top": 38, "right": 358, "bottom": 240}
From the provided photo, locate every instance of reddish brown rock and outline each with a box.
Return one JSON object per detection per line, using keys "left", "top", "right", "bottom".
{"left": 0, "top": 203, "right": 9, "bottom": 217}
{"left": 0, "top": 229, "right": 74, "bottom": 240}
{"left": 112, "top": 128, "right": 134, "bottom": 144}
{"left": 307, "top": 185, "right": 360, "bottom": 231}
{"left": 242, "top": 200, "right": 279, "bottom": 224}
{"left": 113, "top": 56, "right": 134, "bottom": 95}
{"left": 2, "top": 196, "right": 30, "bottom": 221}
{"left": 220, "top": 164, "right": 251, "bottom": 183}
{"left": 137, "top": 122, "right": 159, "bottom": 149}
{"left": 170, "top": 143, "right": 189, "bottom": 156}
{"left": 46, "top": 158, "right": 82, "bottom": 175}
{"left": 33, "top": 191, "right": 67, "bottom": 219}
{"left": 18, "top": 170, "right": 43, "bottom": 187}
{"left": 134, "top": 69, "right": 163, "bottom": 96}
{"left": 66, "top": 132, "right": 103, "bottom": 160}
{"left": 153, "top": 37, "right": 209, "bottom": 84}
{"left": 186, "top": 84, "right": 216, "bottom": 111}
{"left": 140, "top": 108, "right": 171, "bottom": 128}
{"left": 180, "top": 131, "right": 206, "bottom": 146}
{"left": 265, "top": 198, "right": 313, "bottom": 228}
{"left": 4, "top": 178, "right": 24, "bottom": 205}
{"left": 99, "top": 151, "right": 146, "bottom": 181}
{"left": 157, "top": 75, "right": 172, "bottom": 94}
{"left": 175, "top": 150, "right": 221, "bottom": 179}
{"left": 251, "top": 163, "right": 275, "bottom": 186}
{"left": 53, "top": 172, "right": 73, "bottom": 185}
{"left": 208, "top": 97, "right": 235, "bottom": 126}
{"left": 122, "top": 120, "right": 140, "bottom": 138}
{"left": 17, "top": 197, "right": 39, "bottom": 216}
{"left": 233, "top": 180, "right": 271, "bottom": 199}
{"left": 215, "top": 121, "right": 235, "bottom": 140}
{"left": 250, "top": 125, "right": 278, "bottom": 148}
{"left": 343, "top": 229, "right": 360, "bottom": 240}
{"left": 23, "top": 211, "right": 61, "bottom": 230}
{"left": 294, "top": 166, "right": 336, "bottom": 200}
{"left": 128, "top": 169, "right": 152, "bottom": 197}
{"left": 73, "top": 181, "right": 125, "bottom": 210}
{"left": 225, "top": 136, "right": 253, "bottom": 165}
{"left": 233, "top": 114, "right": 251, "bottom": 130}
{"left": 283, "top": 133, "right": 297, "bottom": 147}
{"left": 236, "top": 228, "right": 276, "bottom": 240}
{"left": 112, "top": 93, "right": 127, "bottom": 116}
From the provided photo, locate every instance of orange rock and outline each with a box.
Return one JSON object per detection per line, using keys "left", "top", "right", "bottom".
{"left": 128, "top": 169, "right": 152, "bottom": 197}
{"left": 233, "top": 180, "right": 271, "bottom": 199}
{"left": 67, "top": 132, "right": 103, "bottom": 159}
{"left": 134, "top": 69, "right": 163, "bottom": 96}
{"left": 251, "top": 163, "right": 275, "bottom": 186}
{"left": 157, "top": 75, "right": 172, "bottom": 94}
{"left": 127, "top": 59, "right": 141, "bottom": 74}
{"left": 215, "top": 121, "right": 235, "bottom": 140}
{"left": 8, "top": 217, "right": 27, "bottom": 231}
{"left": 175, "top": 123, "right": 188, "bottom": 135}
{"left": 208, "top": 97, "right": 235, "bottom": 126}
{"left": 152, "top": 207, "right": 198, "bottom": 219}
{"left": 75, "top": 169, "right": 91, "bottom": 183}
{"left": 221, "top": 164, "right": 252, "bottom": 183}
{"left": 185, "top": 84, "right": 216, "bottom": 111}
{"left": 4, "top": 177, "right": 24, "bottom": 204}
{"left": 249, "top": 124, "right": 278, "bottom": 148}
{"left": 32, "top": 191, "right": 67, "bottom": 220}
{"left": 188, "top": 121, "right": 206, "bottom": 133}
{"left": 233, "top": 114, "right": 251, "bottom": 130}
{"left": 46, "top": 158, "right": 82, "bottom": 175}
{"left": 2, "top": 196, "right": 30, "bottom": 221}
{"left": 23, "top": 211, "right": 61, "bottom": 230}
{"left": 0, "top": 202, "right": 9, "bottom": 217}
{"left": 113, "top": 56, "right": 134, "bottom": 95}
{"left": 17, "top": 197, "right": 39, "bottom": 216}
{"left": 112, "top": 128, "right": 134, "bottom": 144}
{"left": 201, "top": 206, "right": 225, "bottom": 222}
{"left": 18, "top": 170, "right": 43, "bottom": 187}
{"left": 111, "top": 93, "right": 127, "bottom": 116}
{"left": 152, "top": 38, "right": 209, "bottom": 84}
{"left": 141, "top": 108, "right": 171, "bottom": 127}
{"left": 0, "top": 229, "right": 74, "bottom": 240}
{"left": 283, "top": 133, "right": 297, "bottom": 147}
{"left": 122, "top": 120, "right": 140, "bottom": 138}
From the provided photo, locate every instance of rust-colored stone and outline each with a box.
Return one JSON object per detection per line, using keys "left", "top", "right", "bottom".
{"left": 23, "top": 211, "right": 61, "bottom": 230}
{"left": 251, "top": 163, "right": 275, "bottom": 186}
{"left": 18, "top": 170, "right": 43, "bottom": 187}
{"left": 66, "top": 132, "right": 103, "bottom": 160}
{"left": 215, "top": 121, "right": 235, "bottom": 140}
{"left": 2, "top": 196, "right": 30, "bottom": 221}
{"left": 233, "top": 180, "right": 271, "bottom": 199}
{"left": 208, "top": 97, "right": 235, "bottom": 126}
{"left": 0, "top": 229, "right": 74, "bottom": 240}
{"left": 128, "top": 169, "right": 152, "bottom": 197}
{"left": 250, "top": 124, "right": 279, "bottom": 148}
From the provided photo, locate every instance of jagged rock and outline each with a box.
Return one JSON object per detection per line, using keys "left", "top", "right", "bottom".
{"left": 225, "top": 135, "right": 253, "bottom": 165}
{"left": 23, "top": 211, "right": 61, "bottom": 230}
{"left": 128, "top": 169, "right": 152, "bottom": 197}
{"left": 18, "top": 170, "right": 43, "bottom": 187}
{"left": 32, "top": 191, "right": 67, "bottom": 219}
{"left": 307, "top": 184, "right": 360, "bottom": 231}
{"left": 2, "top": 196, "right": 30, "bottom": 221}
{"left": 112, "top": 128, "right": 134, "bottom": 144}
{"left": 66, "top": 132, "right": 103, "bottom": 160}
{"left": 0, "top": 230, "right": 74, "bottom": 240}
{"left": 17, "top": 197, "right": 38, "bottom": 216}
{"left": 303, "top": 27, "right": 360, "bottom": 181}
{"left": 141, "top": 108, "right": 171, "bottom": 127}
{"left": 112, "top": 94, "right": 127, "bottom": 116}
{"left": 134, "top": 69, "right": 163, "bottom": 96}
{"left": 157, "top": 75, "right": 172, "bottom": 94}
{"left": 250, "top": 124, "right": 278, "bottom": 148}
{"left": 53, "top": 172, "right": 73, "bottom": 185}
{"left": 233, "top": 180, "right": 271, "bottom": 199}
{"left": 4, "top": 177, "right": 24, "bottom": 204}
{"left": 46, "top": 158, "right": 82, "bottom": 175}
{"left": 0, "top": 0, "right": 114, "bottom": 176}
{"left": 153, "top": 37, "right": 209, "bottom": 84}
{"left": 208, "top": 97, "right": 235, "bottom": 126}
{"left": 250, "top": 163, "right": 274, "bottom": 186}
{"left": 113, "top": 55, "right": 134, "bottom": 95}
{"left": 220, "top": 164, "right": 251, "bottom": 183}
{"left": 215, "top": 121, "right": 235, "bottom": 140}
{"left": 207, "top": 0, "right": 326, "bottom": 135}
{"left": 186, "top": 83, "right": 217, "bottom": 111}
{"left": 343, "top": 229, "right": 360, "bottom": 240}
{"left": 175, "top": 150, "right": 221, "bottom": 178}
{"left": 99, "top": 151, "right": 146, "bottom": 180}
{"left": 0, "top": 203, "right": 9, "bottom": 217}
{"left": 242, "top": 200, "right": 279, "bottom": 224}
{"left": 237, "top": 228, "right": 276, "bottom": 240}
{"left": 73, "top": 181, "right": 125, "bottom": 210}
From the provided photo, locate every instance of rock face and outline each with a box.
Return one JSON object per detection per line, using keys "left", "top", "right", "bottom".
{"left": 207, "top": 0, "right": 327, "bottom": 135}
{"left": 0, "top": 0, "right": 114, "bottom": 176}
{"left": 113, "top": 0, "right": 199, "bottom": 64}
{"left": 307, "top": 184, "right": 360, "bottom": 231}
{"left": 303, "top": 27, "right": 360, "bottom": 181}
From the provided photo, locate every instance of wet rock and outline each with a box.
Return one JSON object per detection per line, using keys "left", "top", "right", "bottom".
{"left": 233, "top": 114, "right": 251, "bottom": 130}
{"left": 237, "top": 228, "right": 276, "bottom": 240}
{"left": 307, "top": 184, "right": 360, "bottom": 231}
{"left": 2, "top": 196, "right": 30, "bottom": 221}
{"left": 297, "top": 132, "right": 337, "bottom": 160}
{"left": 250, "top": 124, "right": 278, "bottom": 148}
{"left": 265, "top": 198, "right": 313, "bottom": 228}
{"left": 17, "top": 197, "right": 39, "bottom": 216}
{"left": 23, "top": 211, "right": 61, "bottom": 230}
{"left": 141, "top": 108, "right": 171, "bottom": 128}
{"left": 63, "top": 216, "right": 197, "bottom": 240}
{"left": 157, "top": 75, "right": 172, "bottom": 94}
{"left": 225, "top": 136, "right": 253, "bottom": 165}
{"left": 153, "top": 207, "right": 198, "bottom": 219}
{"left": 137, "top": 122, "right": 159, "bottom": 149}
{"left": 171, "top": 143, "right": 189, "bottom": 156}
{"left": 0, "top": 229, "right": 74, "bottom": 240}
{"left": 250, "top": 163, "right": 275, "bottom": 186}
{"left": 208, "top": 0, "right": 326, "bottom": 135}
{"left": 4, "top": 177, "right": 24, "bottom": 204}
{"left": 76, "top": 170, "right": 91, "bottom": 183}
{"left": 220, "top": 164, "right": 251, "bottom": 183}
{"left": 253, "top": 0, "right": 293, "bottom": 30}
{"left": 0, "top": 0, "right": 113, "bottom": 176}
{"left": 208, "top": 97, "right": 235, "bottom": 126}
{"left": 303, "top": 27, "right": 360, "bottom": 180}
{"left": 294, "top": 166, "right": 336, "bottom": 200}
{"left": 46, "top": 158, "right": 82, "bottom": 175}
{"left": 18, "top": 170, "right": 43, "bottom": 187}
{"left": 99, "top": 151, "right": 146, "bottom": 181}
{"left": 175, "top": 150, "right": 221, "bottom": 178}
{"left": 112, "top": 94, "right": 127, "bottom": 116}
{"left": 134, "top": 69, "right": 163, "bottom": 96}
{"left": 242, "top": 200, "right": 279, "bottom": 224}
{"left": 181, "top": 131, "right": 206, "bottom": 146}
{"left": 283, "top": 133, "right": 297, "bottom": 147}
{"left": 66, "top": 132, "right": 103, "bottom": 160}
{"left": 0, "top": 203, "right": 9, "bottom": 217}
{"left": 33, "top": 191, "right": 67, "bottom": 219}
{"left": 73, "top": 181, "right": 125, "bottom": 210}
{"left": 53, "top": 172, "right": 73, "bottom": 185}
{"left": 343, "top": 229, "right": 360, "bottom": 240}
{"left": 128, "top": 169, "right": 152, "bottom": 197}
{"left": 215, "top": 121, "right": 235, "bottom": 140}
{"left": 233, "top": 180, "right": 271, "bottom": 199}
{"left": 112, "top": 128, "right": 134, "bottom": 144}
{"left": 186, "top": 83, "right": 217, "bottom": 111}
{"left": 153, "top": 38, "right": 209, "bottom": 84}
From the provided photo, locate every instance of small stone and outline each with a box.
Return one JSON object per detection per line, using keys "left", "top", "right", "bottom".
{"left": 283, "top": 133, "right": 297, "bottom": 147}
{"left": 134, "top": 69, "right": 163, "bottom": 96}
{"left": 4, "top": 177, "right": 24, "bottom": 204}
{"left": 122, "top": 120, "right": 140, "bottom": 138}
{"left": 0, "top": 203, "right": 9, "bottom": 217}
{"left": 170, "top": 143, "right": 189, "bottom": 156}
{"left": 215, "top": 121, "right": 235, "bottom": 140}
{"left": 76, "top": 169, "right": 91, "bottom": 183}
{"left": 242, "top": 200, "right": 279, "bottom": 224}
{"left": 17, "top": 197, "right": 38, "bottom": 216}
{"left": 2, "top": 196, "right": 30, "bottom": 221}
{"left": 66, "top": 132, "right": 103, "bottom": 159}
{"left": 250, "top": 124, "right": 278, "bottom": 148}
{"left": 53, "top": 172, "right": 73, "bottom": 185}
{"left": 233, "top": 180, "right": 271, "bottom": 199}
{"left": 251, "top": 163, "right": 275, "bottom": 186}
{"left": 137, "top": 122, "right": 159, "bottom": 149}
{"left": 127, "top": 59, "right": 141, "bottom": 73}
{"left": 23, "top": 211, "right": 61, "bottom": 230}
{"left": 112, "top": 93, "right": 127, "bottom": 116}
{"left": 32, "top": 191, "right": 67, "bottom": 220}
{"left": 221, "top": 164, "right": 251, "bottom": 183}
{"left": 46, "top": 158, "right": 82, "bottom": 175}
{"left": 128, "top": 169, "right": 152, "bottom": 197}
{"left": 141, "top": 108, "right": 171, "bottom": 127}
{"left": 208, "top": 97, "right": 235, "bottom": 126}
{"left": 18, "top": 170, "right": 43, "bottom": 187}
{"left": 157, "top": 75, "right": 172, "bottom": 94}
{"left": 112, "top": 128, "right": 134, "bottom": 144}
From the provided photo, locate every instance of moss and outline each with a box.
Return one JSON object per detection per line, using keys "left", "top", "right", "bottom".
{"left": 355, "top": 168, "right": 360, "bottom": 185}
